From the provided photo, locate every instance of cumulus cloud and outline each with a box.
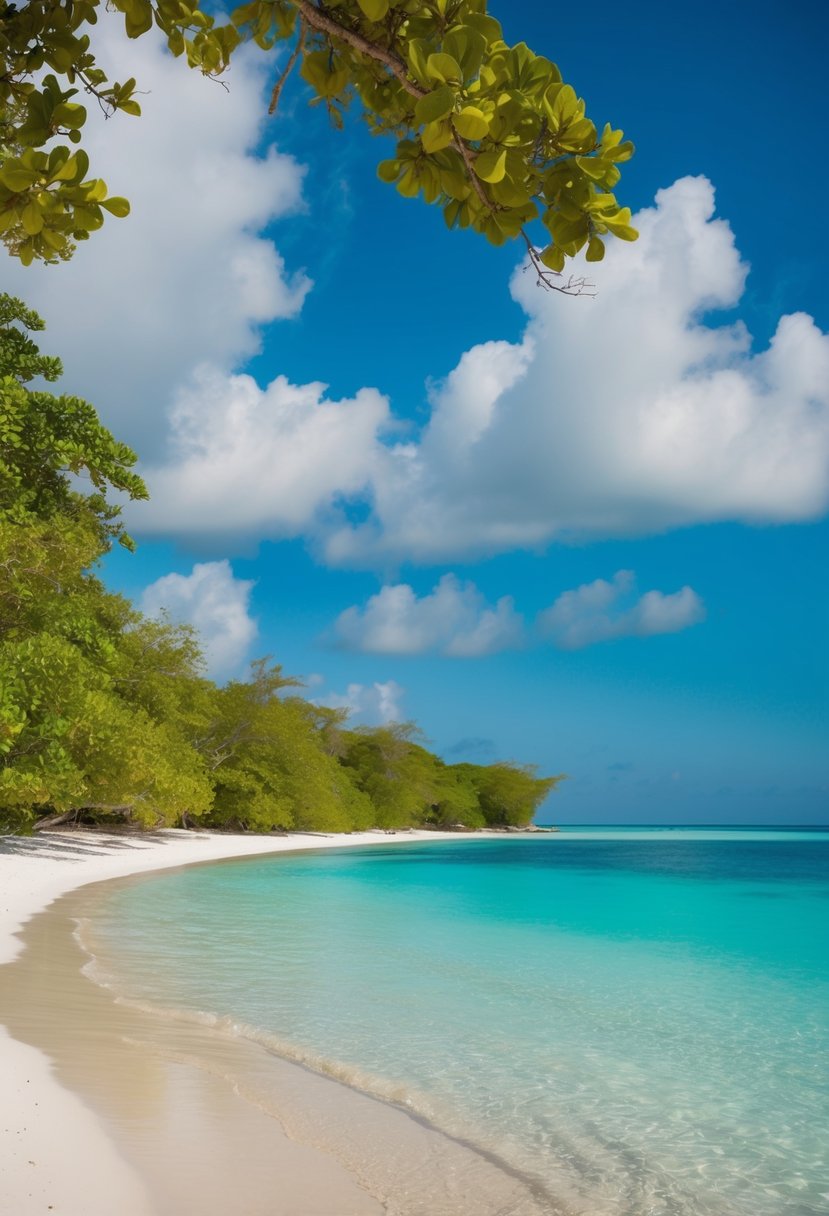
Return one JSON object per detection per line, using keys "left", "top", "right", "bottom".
{"left": 318, "top": 680, "right": 405, "bottom": 725}
{"left": 136, "top": 367, "right": 389, "bottom": 538}
{"left": 113, "top": 175, "right": 829, "bottom": 556}
{"left": 323, "top": 176, "right": 829, "bottom": 564}
{"left": 538, "top": 570, "right": 705, "bottom": 649}
{"left": 333, "top": 574, "right": 524, "bottom": 657}
{"left": 141, "top": 560, "right": 257, "bottom": 677}
{"left": 331, "top": 570, "right": 702, "bottom": 657}
{"left": 3, "top": 13, "right": 309, "bottom": 456}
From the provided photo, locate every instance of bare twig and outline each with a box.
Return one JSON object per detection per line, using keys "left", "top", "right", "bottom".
{"left": 521, "top": 228, "right": 595, "bottom": 296}
{"left": 269, "top": 19, "right": 306, "bottom": 114}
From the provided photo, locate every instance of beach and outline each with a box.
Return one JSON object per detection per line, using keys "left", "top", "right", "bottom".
{"left": 4, "top": 827, "right": 826, "bottom": 1216}
{"left": 0, "top": 827, "right": 549, "bottom": 1216}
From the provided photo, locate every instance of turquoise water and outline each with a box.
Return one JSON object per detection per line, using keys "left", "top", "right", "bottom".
{"left": 87, "top": 829, "right": 829, "bottom": 1216}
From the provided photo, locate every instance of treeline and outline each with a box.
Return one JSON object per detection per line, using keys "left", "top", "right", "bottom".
{"left": 0, "top": 296, "right": 560, "bottom": 835}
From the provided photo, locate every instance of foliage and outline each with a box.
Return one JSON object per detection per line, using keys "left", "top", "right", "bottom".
{"left": 452, "top": 761, "right": 561, "bottom": 826}
{"left": 0, "top": 516, "right": 214, "bottom": 832}
{"left": 0, "top": 0, "right": 636, "bottom": 275}
{"left": 0, "top": 293, "right": 204, "bottom": 832}
{"left": 0, "top": 294, "right": 147, "bottom": 550}
{"left": 192, "top": 661, "right": 370, "bottom": 833}
{"left": 340, "top": 724, "right": 442, "bottom": 827}
{"left": 0, "top": 293, "right": 562, "bottom": 834}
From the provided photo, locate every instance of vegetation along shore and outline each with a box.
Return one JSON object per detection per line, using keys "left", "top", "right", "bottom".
{"left": 0, "top": 295, "right": 560, "bottom": 838}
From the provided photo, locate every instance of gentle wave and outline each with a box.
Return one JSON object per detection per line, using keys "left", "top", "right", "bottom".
{"left": 78, "top": 913, "right": 447, "bottom": 1115}
{"left": 74, "top": 913, "right": 565, "bottom": 1213}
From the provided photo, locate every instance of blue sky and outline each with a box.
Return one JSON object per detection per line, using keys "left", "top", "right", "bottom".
{"left": 10, "top": 0, "right": 828, "bottom": 823}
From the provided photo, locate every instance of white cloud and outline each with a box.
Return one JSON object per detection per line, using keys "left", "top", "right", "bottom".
{"left": 538, "top": 570, "right": 705, "bottom": 649}
{"left": 3, "top": 14, "right": 309, "bottom": 456}
{"left": 322, "top": 176, "right": 829, "bottom": 564}
{"left": 141, "top": 560, "right": 257, "bottom": 677}
{"left": 135, "top": 366, "right": 389, "bottom": 537}
{"left": 26, "top": 145, "right": 825, "bottom": 565}
{"left": 333, "top": 574, "right": 524, "bottom": 657}
{"left": 318, "top": 680, "right": 405, "bottom": 725}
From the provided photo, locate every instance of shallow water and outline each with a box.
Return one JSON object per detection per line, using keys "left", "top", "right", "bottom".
{"left": 86, "top": 829, "right": 829, "bottom": 1216}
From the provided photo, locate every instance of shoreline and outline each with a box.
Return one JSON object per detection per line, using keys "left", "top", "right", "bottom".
{"left": 0, "top": 826, "right": 552, "bottom": 1216}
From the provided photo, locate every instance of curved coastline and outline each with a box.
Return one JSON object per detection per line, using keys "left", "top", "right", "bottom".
{"left": 0, "top": 827, "right": 553, "bottom": 1216}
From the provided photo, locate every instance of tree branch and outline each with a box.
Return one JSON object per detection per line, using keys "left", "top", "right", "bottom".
{"left": 292, "top": 0, "right": 420, "bottom": 98}
{"left": 290, "top": 2, "right": 496, "bottom": 214}
{"left": 451, "top": 134, "right": 493, "bottom": 212}
{"left": 269, "top": 18, "right": 306, "bottom": 115}
{"left": 290, "top": 4, "right": 579, "bottom": 285}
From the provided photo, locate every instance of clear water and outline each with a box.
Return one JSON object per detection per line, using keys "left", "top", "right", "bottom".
{"left": 87, "top": 829, "right": 829, "bottom": 1216}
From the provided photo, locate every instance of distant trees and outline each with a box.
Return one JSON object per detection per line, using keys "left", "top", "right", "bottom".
{"left": 0, "top": 295, "right": 562, "bottom": 834}
{"left": 452, "top": 762, "right": 560, "bottom": 827}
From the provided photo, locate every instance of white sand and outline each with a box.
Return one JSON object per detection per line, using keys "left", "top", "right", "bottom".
{"left": 0, "top": 827, "right": 488, "bottom": 1216}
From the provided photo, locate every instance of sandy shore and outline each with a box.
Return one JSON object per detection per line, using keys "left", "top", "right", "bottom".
{"left": 0, "top": 828, "right": 552, "bottom": 1216}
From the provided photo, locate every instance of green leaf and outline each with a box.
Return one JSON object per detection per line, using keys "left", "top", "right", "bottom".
{"left": 473, "top": 148, "right": 507, "bottom": 184}
{"left": 452, "top": 106, "right": 490, "bottom": 141}
{"left": 585, "top": 235, "right": 605, "bottom": 262}
{"left": 559, "top": 118, "right": 596, "bottom": 150}
{"left": 20, "top": 203, "right": 44, "bottom": 236}
{"left": 587, "top": 193, "right": 618, "bottom": 212}
{"left": 576, "top": 155, "right": 608, "bottom": 181}
{"left": 49, "top": 156, "right": 78, "bottom": 183}
{"left": 546, "top": 210, "right": 589, "bottom": 247}
{"left": 602, "top": 206, "right": 632, "bottom": 229}
{"left": 377, "top": 159, "right": 400, "bottom": 184}
{"left": 540, "top": 244, "right": 565, "bottom": 272}
{"left": 464, "top": 12, "right": 503, "bottom": 44}
{"left": 442, "top": 27, "right": 487, "bottom": 81}
{"left": 489, "top": 177, "right": 531, "bottom": 207}
{"left": 426, "top": 52, "right": 462, "bottom": 84}
{"left": 607, "top": 140, "right": 635, "bottom": 163}
{"left": 0, "top": 167, "right": 38, "bottom": 193}
{"left": 414, "top": 85, "right": 455, "bottom": 125}
{"left": 443, "top": 198, "right": 463, "bottom": 229}
{"left": 99, "top": 197, "right": 131, "bottom": 218}
{"left": 357, "top": 0, "right": 389, "bottom": 21}
{"left": 124, "top": 1, "right": 153, "bottom": 38}
{"left": 41, "top": 229, "right": 67, "bottom": 253}
{"left": 422, "top": 119, "right": 453, "bottom": 153}
{"left": 72, "top": 150, "right": 90, "bottom": 181}
{"left": 407, "top": 39, "right": 431, "bottom": 86}
{"left": 396, "top": 166, "right": 419, "bottom": 198}
{"left": 51, "top": 102, "right": 86, "bottom": 131}
{"left": 439, "top": 169, "right": 471, "bottom": 201}
{"left": 545, "top": 83, "right": 579, "bottom": 128}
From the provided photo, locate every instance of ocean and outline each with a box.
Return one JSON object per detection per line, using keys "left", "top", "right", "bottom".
{"left": 82, "top": 828, "right": 829, "bottom": 1216}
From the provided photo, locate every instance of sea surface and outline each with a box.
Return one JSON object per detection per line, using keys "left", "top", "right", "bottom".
{"left": 84, "top": 827, "right": 829, "bottom": 1216}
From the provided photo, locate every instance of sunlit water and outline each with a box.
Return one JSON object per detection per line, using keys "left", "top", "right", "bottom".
{"left": 85, "top": 828, "right": 829, "bottom": 1216}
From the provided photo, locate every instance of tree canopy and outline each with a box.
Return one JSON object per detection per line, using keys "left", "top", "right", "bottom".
{"left": 0, "top": 294, "right": 563, "bottom": 834}
{"left": 0, "top": 0, "right": 636, "bottom": 275}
